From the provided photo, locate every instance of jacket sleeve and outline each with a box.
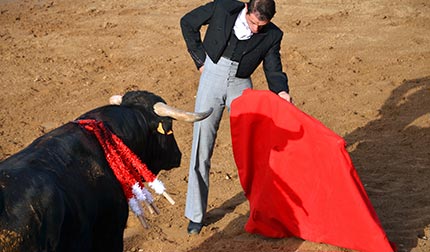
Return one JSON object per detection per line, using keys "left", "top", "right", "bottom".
{"left": 263, "top": 31, "right": 289, "bottom": 94}
{"left": 180, "top": 2, "right": 215, "bottom": 70}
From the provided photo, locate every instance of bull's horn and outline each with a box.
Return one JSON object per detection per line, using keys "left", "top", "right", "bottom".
{"left": 109, "top": 95, "right": 122, "bottom": 105}
{"left": 153, "top": 102, "right": 213, "bottom": 122}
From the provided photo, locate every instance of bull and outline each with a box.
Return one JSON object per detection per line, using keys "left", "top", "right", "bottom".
{"left": 0, "top": 90, "right": 212, "bottom": 252}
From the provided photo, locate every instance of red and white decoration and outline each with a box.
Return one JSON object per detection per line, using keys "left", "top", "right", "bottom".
{"left": 75, "top": 119, "right": 174, "bottom": 228}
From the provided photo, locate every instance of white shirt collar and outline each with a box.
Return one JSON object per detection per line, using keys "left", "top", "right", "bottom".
{"left": 233, "top": 8, "right": 253, "bottom": 40}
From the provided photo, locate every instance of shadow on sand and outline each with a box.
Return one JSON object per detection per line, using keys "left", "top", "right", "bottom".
{"left": 187, "top": 192, "right": 303, "bottom": 252}
{"left": 344, "top": 77, "right": 430, "bottom": 251}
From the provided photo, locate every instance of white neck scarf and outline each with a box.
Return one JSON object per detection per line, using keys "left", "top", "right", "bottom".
{"left": 234, "top": 8, "right": 253, "bottom": 40}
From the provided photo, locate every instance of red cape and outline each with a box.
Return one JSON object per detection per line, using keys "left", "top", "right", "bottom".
{"left": 230, "top": 89, "right": 395, "bottom": 252}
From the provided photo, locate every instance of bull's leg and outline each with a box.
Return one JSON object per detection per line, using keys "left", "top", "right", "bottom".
{"left": 92, "top": 196, "right": 128, "bottom": 252}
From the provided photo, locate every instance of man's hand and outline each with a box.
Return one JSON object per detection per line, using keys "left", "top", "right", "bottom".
{"left": 199, "top": 66, "right": 204, "bottom": 73}
{"left": 278, "top": 91, "right": 293, "bottom": 103}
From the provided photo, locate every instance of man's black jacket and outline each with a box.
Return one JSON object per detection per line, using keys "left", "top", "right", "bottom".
{"left": 180, "top": 0, "right": 289, "bottom": 93}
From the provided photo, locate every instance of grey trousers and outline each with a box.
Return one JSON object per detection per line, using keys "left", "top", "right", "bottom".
{"left": 185, "top": 56, "right": 252, "bottom": 223}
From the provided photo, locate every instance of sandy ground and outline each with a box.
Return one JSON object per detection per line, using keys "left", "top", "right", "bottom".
{"left": 1, "top": 0, "right": 429, "bottom": 251}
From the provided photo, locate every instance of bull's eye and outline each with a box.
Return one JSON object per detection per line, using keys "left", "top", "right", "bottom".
{"left": 157, "top": 122, "right": 173, "bottom": 135}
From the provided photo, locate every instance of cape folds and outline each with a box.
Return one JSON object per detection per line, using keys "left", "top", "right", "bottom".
{"left": 229, "top": 89, "right": 395, "bottom": 252}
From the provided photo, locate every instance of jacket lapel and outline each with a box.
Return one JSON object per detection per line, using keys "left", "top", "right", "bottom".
{"left": 224, "top": 13, "right": 237, "bottom": 40}
{"left": 223, "top": 1, "right": 244, "bottom": 42}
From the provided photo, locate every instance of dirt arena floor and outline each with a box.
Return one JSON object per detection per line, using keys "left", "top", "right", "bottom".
{"left": 1, "top": 0, "right": 429, "bottom": 251}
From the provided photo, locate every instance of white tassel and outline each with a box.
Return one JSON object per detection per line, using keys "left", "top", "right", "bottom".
{"left": 148, "top": 179, "right": 165, "bottom": 194}
{"left": 148, "top": 179, "right": 175, "bottom": 205}
{"left": 129, "top": 197, "right": 149, "bottom": 229}
{"left": 132, "top": 183, "right": 147, "bottom": 202}
{"left": 131, "top": 183, "right": 160, "bottom": 214}
{"left": 142, "top": 187, "right": 154, "bottom": 203}
{"left": 129, "top": 197, "right": 142, "bottom": 216}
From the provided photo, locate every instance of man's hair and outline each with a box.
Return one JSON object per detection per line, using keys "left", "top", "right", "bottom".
{"left": 247, "top": 0, "right": 276, "bottom": 21}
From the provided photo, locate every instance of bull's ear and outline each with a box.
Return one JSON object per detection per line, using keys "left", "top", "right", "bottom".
{"left": 109, "top": 95, "right": 122, "bottom": 105}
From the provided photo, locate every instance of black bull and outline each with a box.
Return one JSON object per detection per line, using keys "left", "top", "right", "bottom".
{"left": 0, "top": 90, "right": 212, "bottom": 252}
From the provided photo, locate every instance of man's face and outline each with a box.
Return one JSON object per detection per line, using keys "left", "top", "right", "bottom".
{"left": 245, "top": 11, "right": 269, "bottom": 34}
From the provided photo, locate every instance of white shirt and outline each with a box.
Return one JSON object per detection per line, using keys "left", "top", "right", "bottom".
{"left": 233, "top": 8, "right": 253, "bottom": 40}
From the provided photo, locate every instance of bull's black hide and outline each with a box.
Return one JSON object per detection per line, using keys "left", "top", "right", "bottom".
{"left": 0, "top": 91, "right": 182, "bottom": 252}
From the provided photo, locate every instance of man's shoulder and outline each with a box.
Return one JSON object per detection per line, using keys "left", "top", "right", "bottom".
{"left": 214, "top": 0, "right": 244, "bottom": 13}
